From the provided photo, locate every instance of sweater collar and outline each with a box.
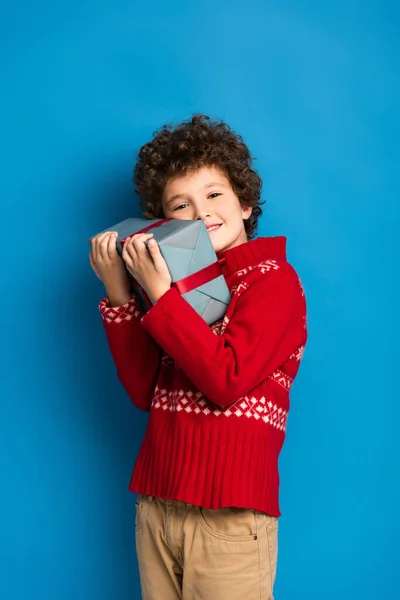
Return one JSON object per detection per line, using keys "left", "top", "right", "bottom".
{"left": 218, "top": 236, "right": 287, "bottom": 278}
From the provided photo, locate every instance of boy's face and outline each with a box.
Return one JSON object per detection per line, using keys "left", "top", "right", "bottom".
{"left": 162, "top": 166, "right": 252, "bottom": 254}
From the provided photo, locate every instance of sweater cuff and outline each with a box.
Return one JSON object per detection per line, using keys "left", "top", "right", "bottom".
{"left": 99, "top": 295, "right": 142, "bottom": 324}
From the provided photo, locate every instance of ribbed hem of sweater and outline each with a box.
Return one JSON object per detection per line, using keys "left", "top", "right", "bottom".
{"left": 128, "top": 415, "right": 283, "bottom": 517}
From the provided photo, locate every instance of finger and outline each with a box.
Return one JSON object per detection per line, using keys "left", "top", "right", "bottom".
{"left": 92, "top": 232, "right": 110, "bottom": 262}
{"left": 99, "top": 232, "right": 115, "bottom": 263}
{"left": 132, "top": 233, "right": 154, "bottom": 256}
{"left": 147, "top": 239, "right": 165, "bottom": 270}
{"left": 122, "top": 233, "right": 154, "bottom": 267}
{"left": 122, "top": 243, "right": 140, "bottom": 279}
{"left": 130, "top": 233, "right": 154, "bottom": 242}
{"left": 122, "top": 247, "right": 136, "bottom": 276}
{"left": 91, "top": 234, "right": 102, "bottom": 261}
{"left": 122, "top": 235, "right": 138, "bottom": 264}
{"left": 107, "top": 232, "right": 119, "bottom": 257}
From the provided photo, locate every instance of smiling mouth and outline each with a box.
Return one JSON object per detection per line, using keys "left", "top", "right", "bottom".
{"left": 206, "top": 224, "right": 222, "bottom": 233}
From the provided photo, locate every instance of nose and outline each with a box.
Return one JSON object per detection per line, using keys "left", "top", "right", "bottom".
{"left": 195, "top": 209, "right": 211, "bottom": 220}
{"left": 192, "top": 199, "right": 211, "bottom": 221}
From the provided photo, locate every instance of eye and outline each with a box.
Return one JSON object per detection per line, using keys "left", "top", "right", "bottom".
{"left": 208, "top": 192, "right": 222, "bottom": 199}
{"left": 173, "top": 203, "right": 189, "bottom": 211}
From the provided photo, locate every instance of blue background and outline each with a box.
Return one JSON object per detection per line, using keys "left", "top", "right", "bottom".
{"left": 1, "top": 1, "right": 398, "bottom": 598}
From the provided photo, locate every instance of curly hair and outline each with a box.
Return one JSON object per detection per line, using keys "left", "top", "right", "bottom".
{"left": 133, "top": 114, "right": 264, "bottom": 239}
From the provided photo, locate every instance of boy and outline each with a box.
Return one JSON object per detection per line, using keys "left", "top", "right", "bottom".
{"left": 89, "top": 114, "right": 307, "bottom": 600}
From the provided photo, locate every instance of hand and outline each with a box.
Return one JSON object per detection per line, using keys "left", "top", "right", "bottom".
{"left": 89, "top": 232, "right": 131, "bottom": 306}
{"left": 122, "top": 233, "right": 172, "bottom": 304}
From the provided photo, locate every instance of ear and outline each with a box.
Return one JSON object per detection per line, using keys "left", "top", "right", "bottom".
{"left": 241, "top": 205, "right": 253, "bottom": 221}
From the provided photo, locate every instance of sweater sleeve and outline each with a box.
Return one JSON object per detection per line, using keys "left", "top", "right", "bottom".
{"left": 141, "top": 269, "right": 305, "bottom": 407}
{"left": 100, "top": 295, "right": 162, "bottom": 412}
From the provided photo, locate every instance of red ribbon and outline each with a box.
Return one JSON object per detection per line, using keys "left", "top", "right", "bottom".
{"left": 172, "top": 258, "right": 226, "bottom": 295}
{"left": 120, "top": 218, "right": 172, "bottom": 247}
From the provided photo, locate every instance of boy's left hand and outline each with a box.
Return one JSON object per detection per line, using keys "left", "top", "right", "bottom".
{"left": 122, "top": 233, "right": 172, "bottom": 304}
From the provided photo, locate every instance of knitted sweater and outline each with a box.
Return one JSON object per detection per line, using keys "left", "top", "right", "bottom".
{"left": 99, "top": 236, "right": 307, "bottom": 516}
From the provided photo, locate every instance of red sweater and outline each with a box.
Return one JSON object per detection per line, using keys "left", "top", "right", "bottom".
{"left": 100, "top": 236, "right": 307, "bottom": 516}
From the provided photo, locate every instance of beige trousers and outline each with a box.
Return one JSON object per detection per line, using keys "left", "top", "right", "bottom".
{"left": 135, "top": 495, "right": 278, "bottom": 600}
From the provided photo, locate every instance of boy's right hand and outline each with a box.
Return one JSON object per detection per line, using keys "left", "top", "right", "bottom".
{"left": 89, "top": 232, "right": 131, "bottom": 306}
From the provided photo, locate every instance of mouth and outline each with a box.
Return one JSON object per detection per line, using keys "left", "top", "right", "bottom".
{"left": 206, "top": 223, "right": 223, "bottom": 233}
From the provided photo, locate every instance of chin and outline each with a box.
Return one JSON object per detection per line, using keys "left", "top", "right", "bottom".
{"left": 214, "top": 242, "right": 231, "bottom": 254}
{"left": 210, "top": 227, "right": 245, "bottom": 254}
{"left": 210, "top": 237, "right": 225, "bottom": 254}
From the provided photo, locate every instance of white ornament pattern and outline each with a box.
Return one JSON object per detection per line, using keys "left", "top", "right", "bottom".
{"left": 100, "top": 257, "right": 305, "bottom": 433}
{"left": 258, "top": 260, "right": 280, "bottom": 274}
{"left": 100, "top": 297, "right": 141, "bottom": 323}
{"left": 269, "top": 370, "right": 293, "bottom": 391}
{"left": 151, "top": 386, "right": 289, "bottom": 431}
{"left": 293, "top": 345, "right": 305, "bottom": 362}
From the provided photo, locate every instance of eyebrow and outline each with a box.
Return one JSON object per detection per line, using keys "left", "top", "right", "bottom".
{"left": 204, "top": 181, "right": 226, "bottom": 188}
{"left": 166, "top": 182, "right": 226, "bottom": 205}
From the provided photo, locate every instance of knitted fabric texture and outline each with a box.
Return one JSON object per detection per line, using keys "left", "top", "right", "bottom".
{"left": 99, "top": 236, "right": 307, "bottom": 516}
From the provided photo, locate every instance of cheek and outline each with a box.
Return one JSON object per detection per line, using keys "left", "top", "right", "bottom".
{"left": 219, "top": 196, "right": 247, "bottom": 222}
{"left": 168, "top": 211, "right": 189, "bottom": 221}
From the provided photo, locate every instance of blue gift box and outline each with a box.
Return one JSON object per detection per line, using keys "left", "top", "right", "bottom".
{"left": 91, "top": 218, "right": 231, "bottom": 325}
